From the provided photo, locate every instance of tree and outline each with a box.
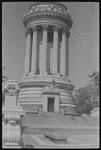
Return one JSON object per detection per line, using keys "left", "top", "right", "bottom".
{"left": 88, "top": 71, "right": 99, "bottom": 107}
{"left": 74, "top": 71, "right": 99, "bottom": 114}
{"left": 88, "top": 71, "right": 99, "bottom": 88}
{"left": 74, "top": 85, "right": 94, "bottom": 114}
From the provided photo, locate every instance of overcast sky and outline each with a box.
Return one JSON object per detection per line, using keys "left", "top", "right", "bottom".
{"left": 2, "top": 2, "right": 99, "bottom": 89}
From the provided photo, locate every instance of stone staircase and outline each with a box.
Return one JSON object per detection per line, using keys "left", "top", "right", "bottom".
{"left": 22, "top": 113, "right": 99, "bottom": 134}
{"left": 22, "top": 113, "right": 98, "bottom": 126}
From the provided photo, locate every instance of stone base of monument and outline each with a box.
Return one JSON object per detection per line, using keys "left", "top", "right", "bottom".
{"left": 2, "top": 106, "right": 25, "bottom": 115}
{"left": 44, "top": 132, "right": 67, "bottom": 143}
{"left": 3, "top": 143, "right": 22, "bottom": 148}
{"left": 53, "top": 72, "right": 60, "bottom": 76}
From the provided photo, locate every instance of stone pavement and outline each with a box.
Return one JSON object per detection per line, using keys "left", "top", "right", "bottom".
{"left": 22, "top": 133, "right": 99, "bottom": 148}
{"left": 22, "top": 113, "right": 99, "bottom": 127}
{"left": 27, "top": 124, "right": 99, "bottom": 129}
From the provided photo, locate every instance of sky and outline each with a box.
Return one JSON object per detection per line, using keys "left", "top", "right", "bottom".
{"left": 2, "top": 2, "right": 99, "bottom": 90}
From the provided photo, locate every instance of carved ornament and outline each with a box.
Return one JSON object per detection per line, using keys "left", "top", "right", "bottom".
{"left": 18, "top": 81, "right": 74, "bottom": 91}
{"left": 53, "top": 25, "right": 60, "bottom": 31}
{"left": 4, "top": 80, "right": 20, "bottom": 96}
{"left": 32, "top": 26, "right": 38, "bottom": 31}
{"left": 42, "top": 80, "right": 60, "bottom": 95}
{"left": 24, "top": 4, "right": 70, "bottom": 16}
{"left": 25, "top": 28, "right": 32, "bottom": 37}
{"left": 42, "top": 24, "right": 49, "bottom": 30}
{"left": 63, "top": 27, "right": 68, "bottom": 35}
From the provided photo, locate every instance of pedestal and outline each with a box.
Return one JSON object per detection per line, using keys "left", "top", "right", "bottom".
{"left": 2, "top": 80, "right": 25, "bottom": 148}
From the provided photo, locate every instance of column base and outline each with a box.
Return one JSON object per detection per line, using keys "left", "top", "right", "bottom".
{"left": 3, "top": 143, "right": 22, "bottom": 148}
{"left": 40, "top": 71, "right": 47, "bottom": 76}
{"left": 28, "top": 71, "right": 36, "bottom": 77}
{"left": 64, "top": 74, "right": 69, "bottom": 78}
{"left": 53, "top": 72, "right": 60, "bottom": 76}
{"left": 22, "top": 73, "right": 29, "bottom": 79}
{"left": 60, "top": 74, "right": 67, "bottom": 78}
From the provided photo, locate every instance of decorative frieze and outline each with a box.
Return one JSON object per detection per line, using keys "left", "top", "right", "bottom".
{"left": 18, "top": 81, "right": 74, "bottom": 91}
{"left": 25, "top": 15, "right": 70, "bottom": 29}
{"left": 24, "top": 3, "right": 69, "bottom": 16}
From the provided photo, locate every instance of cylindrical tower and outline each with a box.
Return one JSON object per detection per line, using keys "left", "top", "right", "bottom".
{"left": 18, "top": 2, "right": 76, "bottom": 114}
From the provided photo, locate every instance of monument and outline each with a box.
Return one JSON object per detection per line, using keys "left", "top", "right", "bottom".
{"left": 2, "top": 80, "right": 25, "bottom": 148}
{"left": 18, "top": 2, "right": 76, "bottom": 114}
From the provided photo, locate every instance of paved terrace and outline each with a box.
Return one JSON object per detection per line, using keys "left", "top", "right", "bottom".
{"left": 22, "top": 113, "right": 99, "bottom": 127}
{"left": 22, "top": 113, "right": 99, "bottom": 148}
{"left": 22, "top": 130, "right": 99, "bottom": 148}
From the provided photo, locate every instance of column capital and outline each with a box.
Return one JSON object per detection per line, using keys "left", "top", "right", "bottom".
{"left": 63, "top": 27, "right": 68, "bottom": 35}
{"left": 42, "top": 24, "right": 49, "bottom": 30}
{"left": 66, "top": 31, "right": 70, "bottom": 38}
{"left": 25, "top": 28, "right": 32, "bottom": 37}
{"left": 32, "top": 26, "right": 38, "bottom": 31}
{"left": 53, "top": 25, "right": 60, "bottom": 31}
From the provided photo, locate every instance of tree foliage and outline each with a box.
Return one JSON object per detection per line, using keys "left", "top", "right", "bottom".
{"left": 74, "top": 71, "right": 99, "bottom": 114}
{"left": 88, "top": 71, "right": 99, "bottom": 88}
{"left": 74, "top": 85, "right": 94, "bottom": 114}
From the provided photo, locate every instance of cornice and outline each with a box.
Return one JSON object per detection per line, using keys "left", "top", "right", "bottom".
{"left": 26, "top": 18, "right": 69, "bottom": 31}
{"left": 23, "top": 12, "right": 72, "bottom": 29}
{"left": 18, "top": 81, "right": 74, "bottom": 91}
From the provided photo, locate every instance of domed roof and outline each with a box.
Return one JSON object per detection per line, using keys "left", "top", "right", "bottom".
{"left": 24, "top": 2, "right": 70, "bottom": 17}
{"left": 29, "top": 2, "right": 67, "bottom": 10}
{"left": 23, "top": 2, "right": 73, "bottom": 29}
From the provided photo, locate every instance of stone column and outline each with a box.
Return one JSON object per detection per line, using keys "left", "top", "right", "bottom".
{"left": 53, "top": 25, "right": 59, "bottom": 75}
{"left": 43, "top": 95, "right": 47, "bottom": 112}
{"left": 40, "top": 25, "right": 48, "bottom": 75}
{"left": 24, "top": 28, "right": 32, "bottom": 75}
{"left": 60, "top": 27, "right": 68, "bottom": 77}
{"left": 54, "top": 96, "right": 59, "bottom": 113}
{"left": 66, "top": 31, "right": 70, "bottom": 76}
{"left": 31, "top": 26, "right": 38, "bottom": 75}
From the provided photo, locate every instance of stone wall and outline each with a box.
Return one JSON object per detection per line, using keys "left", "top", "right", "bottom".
{"left": 21, "top": 104, "right": 43, "bottom": 112}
